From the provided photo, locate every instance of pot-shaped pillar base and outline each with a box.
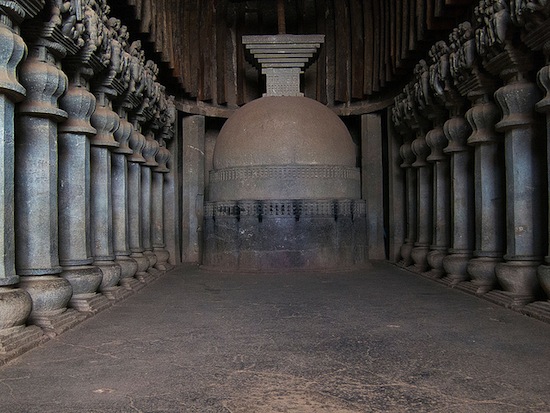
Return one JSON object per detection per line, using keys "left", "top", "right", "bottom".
{"left": 410, "top": 245, "right": 430, "bottom": 273}
{"left": 19, "top": 276, "right": 86, "bottom": 335}
{"left": 424, "top": 248, "right": 447, "bottom": 279}
{"left": 467, "top": 256, "right": 501, "bottom": 294}
{"left": 442, "top": 252, "right": 472, "bottom": 286}
{"left": 153, "top": 247, "right": 173, "bottom": 271}
{"left": 60, "top": 265, "right": 111, "bottom": 313}
{"left": 143, "top": 250, "right": 161, "bottom": 277}
{"left": 131, "top": 252, "right": 156, "bottom": 284}
{"left": 398, "top": 242, "right": 415, "bottom": 267}
{"left": 494, "top": 261, "right": 542, "bottom": 307}
{"left": 115, "top": 255, "right": 143, "bottom": 291}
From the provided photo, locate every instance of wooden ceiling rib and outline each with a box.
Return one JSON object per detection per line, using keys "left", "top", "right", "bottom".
{"left": 120, "top": 0, "right": 474, "bottom": 115}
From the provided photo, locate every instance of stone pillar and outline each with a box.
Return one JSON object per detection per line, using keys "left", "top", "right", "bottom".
{"left": 493, "top": 74, "right": 545, "bottom": 306}
{"left": 182, "top": 115, "right": 205, "bottom": 264}
{"left": 441, "top": 112, "right": 474, "bottom": 285}
{"left": 111, "top": 108, "right": 141, "bottom": 291}
{"left": 141, "top": 131, "right": 161, "bottom": 276}
{"left": 204, "top": 129, "right": 218, "bottom": 202}
{"left": 398, "top": 137, "right": 417, "bottom": 267}
{"left": 474, "top": 3, "right": 546, "bottom": 306}
{"left": 361, "top": 113, "right": 385, "bottom": 260}
{"left": 423, "top": 42, "right": 455, "bottom": 279}
{"left": 425, "top": 122, "right": 450, "bottom": 278}
{"left": 16, "top": 42, "right": 85, "bottom": 332}
{"left": 533, "top": 55, "right": 550, "bottom": 313}
{"left": 466, "top": 93, "right": 505, "bottom": 293}
{"left": 89, "top": 89, "right": 124, "bottom": 300}
{"left": 404, "top": 66, "right": 434, "bottom": 273}
{"left": 58, "top": 69, "right": 110, "bottom": 313}
{"left": 445, "top": 22, "right": 505, "bottom": 295}
{"left": 386, "top": 113, "right": 406, "bottom": 263}
{"left": 152, "top": 140, "right": 174, "bottom": 271}
{"left": 128, "top": 119, "right": 153, "bottom": 283}
{"left": 393, "top": 94, "right": 416, "bottom": 267}
{"left": 410, "top": 130, "right": 433, "bottom": 272}
{"left": 0, "top": 4, "right": 44, "bottom": 359}
{"left": 512, "top": 3, "right": 550, "bottom": 318}
{"left": 164, "top": 132, "right": 180, "bottom": 266}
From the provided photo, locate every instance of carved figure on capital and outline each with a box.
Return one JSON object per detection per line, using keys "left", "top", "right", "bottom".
{"left": 161, "top": 94, "right": 176, "bottom": 141}
{"left": 511, "top": 0, "right": 550, "bottom": 30}
{"left": 428, "top": 41, "right": 464, "bottom": 123}
{"left": 412, "top": 60, "right": 431, "bottom": 113}
{"left": 22, "top": 0, "right": 86, "bottom": 58}
{"left": 448, "top": 21, "right": 498, "bottom": 99}
{"left": 475, "top": 0, "right": 534, "bottom": 77}
{"left": 429, "top": 42, "right": 449, "bottom": 102}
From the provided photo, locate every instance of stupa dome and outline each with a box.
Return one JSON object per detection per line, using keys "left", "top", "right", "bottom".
{"left": 213, "top": 96, "right": 356, "bottom": 169}
{"left": 209, "top": 96, "right": 360, "bottom": 201}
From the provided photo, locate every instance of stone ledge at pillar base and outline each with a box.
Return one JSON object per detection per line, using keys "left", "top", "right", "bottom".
{"left": 454, "top": 281, "right": 483, "bottom": 295}
{"left": 146, "top": 267, "right": 162, "bottom": 277}
{"left": 521, "top": 301, "right": 550, "bottom": 323}
{"left": 483, "top": 290, "right": 535, "bottom": 309}
{"left": 69, "top": 293, "right": 112, "bottom": 314}
{"left": 0, "top": 325, "right": 46, "bottom": 366}
{"left": 120, "top": 277, "right": 146, "bottom": 292}
{"left": 421, "top": 269, "right": 446, "bottom": 279}
{"left": 155, "top": 262, "right": 174, "bottom": 272}
{"left": 101, "top": 286, "right": 133, "bottom": 302}
{"left": 397, "top": 262, "right": 550, "bottom": 322}
{"left": 136, "top": 272, "right": 157, "bottom": 285}
{"left": 28, "top": 308, "right": 87, "bottom": 337}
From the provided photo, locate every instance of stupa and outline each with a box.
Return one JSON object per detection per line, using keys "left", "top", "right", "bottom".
{"left": 202, "top": 27, "right": 368, "bottom": 271}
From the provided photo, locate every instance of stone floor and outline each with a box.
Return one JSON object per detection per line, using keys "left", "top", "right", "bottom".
{"left": 1, "top": 262, "right": 549, "bottom": 412}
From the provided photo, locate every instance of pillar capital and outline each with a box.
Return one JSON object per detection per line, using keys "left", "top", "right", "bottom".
{"left": 142, "top": 131, "right": 159, "bottom": 168}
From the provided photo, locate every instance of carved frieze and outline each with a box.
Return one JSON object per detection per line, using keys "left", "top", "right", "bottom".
{"left": 205, "top": 199, "right": 367, "bottom": 219}
{"left": 210, "top": 165, "right": 360, "bottom": 183}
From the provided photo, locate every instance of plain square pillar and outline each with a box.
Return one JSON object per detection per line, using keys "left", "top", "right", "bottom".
{"left": 181, "top": 115, "right": 205, "bottom": 264}
{"left": 361, "top": 113, "right": 385, "bottom": 260}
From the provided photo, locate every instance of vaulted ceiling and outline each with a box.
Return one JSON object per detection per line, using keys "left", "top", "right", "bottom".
{"left": 111, "top": 0, "right": 475, "bottom": 117}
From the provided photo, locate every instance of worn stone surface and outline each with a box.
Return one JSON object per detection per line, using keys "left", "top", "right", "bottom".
{"left": 212, "top": 97, "right": 354, "bottom": 171}
{"left": 203, "top": 200, "right": 368, "bottom": 271}
{"left": 0, "top": 263, "right": 549, "bottom": 412}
